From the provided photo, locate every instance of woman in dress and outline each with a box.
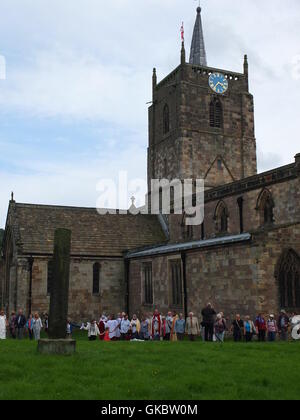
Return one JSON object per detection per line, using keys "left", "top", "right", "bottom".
{"left": 130, "top": 314, "right": 141, "bottom": 340}
{"left": 0, "top": 310, "right": 7, "bottom": 340}
{"left": 26, "top": 314, "right": 34, "bottom": 340}
{"left": 32, "top": 313, "right": 43, "bottom": 340}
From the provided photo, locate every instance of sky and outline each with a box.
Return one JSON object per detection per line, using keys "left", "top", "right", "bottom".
{"left": 0, "top": 0, "right": 299, "bottom": 228}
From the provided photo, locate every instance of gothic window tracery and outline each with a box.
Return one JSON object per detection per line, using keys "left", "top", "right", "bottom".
{"left": 276, "top": 250, "right": 300, "bottom": 310}
{"left": 214, "top": 201, "right": 229, "bottom": 234}
{"left": 210, "top": 98, "right": 223, "bottom": 128}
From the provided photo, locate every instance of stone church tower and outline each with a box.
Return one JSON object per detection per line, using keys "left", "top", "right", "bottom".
{"left": 148, "top": 6, "right": 257, "bottom": 190}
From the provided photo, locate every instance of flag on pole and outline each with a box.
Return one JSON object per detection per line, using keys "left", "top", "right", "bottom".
{"left": 180, "top": 22, "right": 184, "bottom": 41}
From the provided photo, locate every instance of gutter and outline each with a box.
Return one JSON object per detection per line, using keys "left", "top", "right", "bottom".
{"left": 125, "top": 233, "right": 251, "bottom": 259}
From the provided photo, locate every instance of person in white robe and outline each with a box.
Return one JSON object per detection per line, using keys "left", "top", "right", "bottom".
{"left": 106, "top": 315, "right": 119, "bottom": 341}
{"left": 0, "top": 310, "right": 7, "bottom": 340}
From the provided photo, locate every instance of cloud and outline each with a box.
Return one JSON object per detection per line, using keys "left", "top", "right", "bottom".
{"left": 0, "top": 0, "right": 300, "bottom": 227}
{"left": 0, "top": 48, "right": 150, "bottom": 128}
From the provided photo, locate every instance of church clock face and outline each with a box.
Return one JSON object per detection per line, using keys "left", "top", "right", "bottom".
{"left": 209, "top": 73, "right": 228, "bottom": 94}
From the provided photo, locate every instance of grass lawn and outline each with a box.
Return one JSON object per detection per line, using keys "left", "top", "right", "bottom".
{"left": 0, "top": 332, "right": 300, "bottom": 400}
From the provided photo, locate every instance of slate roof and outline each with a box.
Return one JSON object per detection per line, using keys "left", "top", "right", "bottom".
{"left": 189, "top": 7, "right": 207, "bottom": 66}
{"left": 9, "top": 203, "right": 166, "bottom": 257}
{"left": 126, "top": 233, "right": 251, "bottom": 259}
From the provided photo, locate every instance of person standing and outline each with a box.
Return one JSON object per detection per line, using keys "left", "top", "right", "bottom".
{"left": 86, "top": 320, "right": 100, "bottom": 341}
{"left": 0, "top": 310, "right": 7, "bottom": 340}
{"left": 26, "top": 314, "right": 34, "bottom": 340}
{"left": 175, "top": 313, "right": 186, "bottom": 341}
{"left": 98, "top": 316, "right": 106, "bottom": 341}
{"left": 185, "top": 312, "right": 200, "bottom": 341}
{"left": 164, "top": 312, "right": 173, "bottom": 341}
{"left": 231, "top": 314, "right": 244, "bottom": 342}
{"left": 201, "top": 303, "right": 216, "bottom": 342}
{"left": 15, "top": 309, "right": 26, "bottom": 340}
{"left": 130, "top": 314, "right": 141, "bottom": 340}
{"left": 32, "top": 313, "right": 43, "bottom": 340}
{"left": 244, "top": 316, "right": 256, "bottom": 342}
{"left": 267, "top": 315, "right": 278, "bottom": 342}
{"left": 140, "top": 316, "right": 150, "bottom": 341}
{"left": 278, "top": 310, "right": 289, "bottom": 341}
{"left": 151, "top": 309, "right": 162, "bottom": 341}
{"left": 171, "top": 312, "right": 179, "bottom": 341}
{"left": 106, "top": 315, "right": 119, "bottom": 341}
{"left": 115, "top": 313, "right": 122, "bottom": 341}
{"left": 214, "top": 313, "right": 226, "bottom": 342}
{"left": 9, "top": 311, "right": 17, "bottom": 339}
{"left": 255, "top": 314, "right": 267, "bottom": 342}
{"left": 120, "top": 315, "right": 131, "bottom": 340}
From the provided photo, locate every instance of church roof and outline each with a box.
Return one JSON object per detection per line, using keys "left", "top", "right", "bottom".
{"left": 8, "top": 203, "right": 166, "bottom": 258}
{"left": 126, "top": 233, "right": 251, "bottom": 259}
{"left": 189, "top": 6, "right": 207, "bottom": 66}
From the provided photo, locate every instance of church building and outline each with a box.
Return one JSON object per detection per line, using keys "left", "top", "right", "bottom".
{"left": 1, "top": 7, "right": 300, "bottom": 321}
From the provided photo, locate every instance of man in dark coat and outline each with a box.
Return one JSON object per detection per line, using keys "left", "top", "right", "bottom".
{"left": 15, "top": 309, "right": 27, "bottom": 340}
{"left": 201, "top": 303, "right": 216, "bottom": 342}
{"left": 278, "top": 310, "right": 290, "bottom": 341}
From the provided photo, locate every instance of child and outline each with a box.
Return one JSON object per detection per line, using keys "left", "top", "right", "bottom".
{"left": 85, "top": 320, "right": 100, "bottom": 341}
{"left": 66, "top": 319, "right": 72, "bottom": 339}
{"left": 104, "top": 326, "right": 110, "bottom": 341}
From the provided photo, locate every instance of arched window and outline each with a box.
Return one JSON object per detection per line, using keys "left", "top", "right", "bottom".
{"left": 214, "top": 201, "right": 229, "bottom": 234}
{"left": 276, "top": 249, "right": 300, "bottom": 310}
{"left": 93, "top": 263, "right": 100, "bottom": 295}
{"left": 256, "top": 189, "right": 275, "bottom": 226}
{"left": 170, "top": 260, "right": 182, "bottom": 306}
{"left": 163, "top": 104, "right": 170, "bottom": 134}
{"left": 47, "top": 260, "right": 54, "bottom": 295}
{"left": 210, "top": 98, "right": 223, "bottom": 128}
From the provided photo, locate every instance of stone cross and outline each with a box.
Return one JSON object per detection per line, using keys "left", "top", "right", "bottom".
{"left": 48, "top": 228, "right": 71, "bottom": 339}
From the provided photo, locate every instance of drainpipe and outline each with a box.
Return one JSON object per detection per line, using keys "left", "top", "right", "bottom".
{"left": 124, "top": 258, "right": 130, "bottom": 316}
{"left": 181, "top": 251, "right": 188, "bottom": 319}
{"left": 28, "top": 256, "right": 34, "bottom": 315}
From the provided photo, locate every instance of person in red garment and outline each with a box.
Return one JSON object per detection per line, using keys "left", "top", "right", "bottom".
{"left": 98, "top": 315, "right": 106, "bottom": 341}
{"left": 151, "top": 309, "right": 162, "bottom": 341}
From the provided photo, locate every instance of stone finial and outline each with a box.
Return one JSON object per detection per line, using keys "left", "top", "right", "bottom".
{"left": 129, "top": 196, "right": 139, "bottom": 215}
{"left": 244, "top": 55, "right": 249, "bottom": 90}
{"left": 295, "top": 154, "right": 300, "bottom": 176}
{"left": 152, "top": 68, "right": 157, "bottom": 86}
{"left": 181, "top": 41, "right": 186, "bottom": 65}
{"left": 10, "top": 191, "right": 15, "bottom": 202}
{"left": 244, "top": 54, "right": 248, "bottom": 70}
{"left": 152, "top": 68, "right": 157, "bottom": 99}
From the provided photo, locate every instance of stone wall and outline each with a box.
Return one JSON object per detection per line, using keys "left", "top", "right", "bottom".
{"left": 148, "top": 61, "right": 257, "bottom": 190}
{"left": 168, "top": 160, "right": 300, "bottom": 243}
{"left": 13, "top": 257, "right": 126, "bottom": 322}
{"left": 128, "top": 223, "right": 300, "bottom": 321}
{"left": 0, "top": 259, "right": 4, "bottom": 309}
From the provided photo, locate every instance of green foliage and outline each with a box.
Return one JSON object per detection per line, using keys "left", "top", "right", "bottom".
{"left": 0, "top": 332, "right": 300, "bottom": 400}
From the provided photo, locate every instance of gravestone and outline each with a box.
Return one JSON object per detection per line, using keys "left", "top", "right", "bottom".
{"left": 38, "top": 228, "right": 76, "bottom": 355}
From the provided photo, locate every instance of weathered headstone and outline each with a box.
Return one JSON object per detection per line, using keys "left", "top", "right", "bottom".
{"left": 38, "top": 228, "right": 76, "bottom": 355}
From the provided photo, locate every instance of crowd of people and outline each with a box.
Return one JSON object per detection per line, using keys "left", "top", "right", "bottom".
{"left": 0, "top": 304, "right": 298, "bottom": 343}
{"left": 0, "top": 309, "right": 46, "bottom": 341}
